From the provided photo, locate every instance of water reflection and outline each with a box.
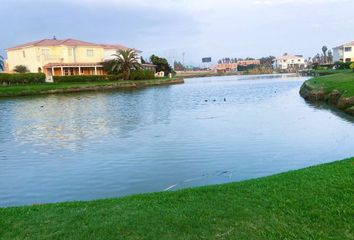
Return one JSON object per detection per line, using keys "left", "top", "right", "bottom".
{"left": 4, "top": 88, "right": 174, "bottom": 152}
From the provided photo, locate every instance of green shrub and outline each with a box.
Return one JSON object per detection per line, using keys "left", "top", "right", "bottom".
{"left": 0, "top": 73, "right": 46, "bottom": 85}
{"left": 129, "top": 70, "right": 155, "bottom": 80}
{"left": 107, "top": 74, "right": 123, "bottom": 81}
{"left": 350, "top": 63, "right": 354, "bottom": 72}
{"left": 53, "top": 75, "right": 107, "bottom": 83}
{"left": 334, "top": 61, "right": 353, "bottom": 70}
{"left": 313, "top": 64, "right": 333, "bottom": 70}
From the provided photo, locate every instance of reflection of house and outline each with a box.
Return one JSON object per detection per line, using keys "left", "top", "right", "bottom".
{"left": 273, "top": 54, "right": 307, "bottom": 70}
{"left": 5, "top": 38, "right": 151, "bottom": 76}
{"left": 333, "top": 41, "right": 354, "bottom": 63}
{"left": 215, "top": 63, "right": 238, "bottom": 73}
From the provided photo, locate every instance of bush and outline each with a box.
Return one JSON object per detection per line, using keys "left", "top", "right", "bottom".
{"left": 53, "top": 75, "right": 107, "bottom": 83}
{"left": 129, "top": 70, "right": 155, "bottom": 80}
{"left": 52, "top": 71, "right": 154, "bottom": 83}
{"left": 0, "top": 73, "right": 46, "bottom": 85}
{"left": 313, "top": 64, "right": 333, "bottom": 70}
{"left": 237, "top": 64, "right": 258, "bottom": 71}
{"left": 334, "top": 61, "right": 353, "bottom": 70}
{"left": 350, "top": 63, "right": 354, "bottom": 72}
{"left": 107, "top": 74, "right": 123, "bottom": 81}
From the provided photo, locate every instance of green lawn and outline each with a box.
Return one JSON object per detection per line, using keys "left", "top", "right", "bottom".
{"left": 305, "top": 72, "right": 354, "bottom": 97}
{"left": 312, "top": 69, "right": 351, "bottom": 76}
{"left": 0, "top": 78, "right": 182, "bottom": 97}
{"left": 1, "top": 158, "right": 353, "bottom": 240}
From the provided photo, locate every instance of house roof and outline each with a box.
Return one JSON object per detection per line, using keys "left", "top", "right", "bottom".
{"left": 276, "top": 54, "right": 304, "bottom": 60}
{"left": 333, "top": 41, "right": 354, "bottom": 49}
{"left": 43, "top": 62, "right": 103, "bottom": 68}
{"left": 6, "top": 38, "right": 140, "bottom": 52}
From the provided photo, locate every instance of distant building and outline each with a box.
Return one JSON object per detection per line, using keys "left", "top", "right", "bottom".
{"left": 273, "top": 54, "right": 307, "bottom": 70}
{"left": 4, "top": 38, "right": 154, "bottom": 76}
{"left": 332, "top": 41, "right": 354, "bottom": 63}
{"left": 215, "top": 63, "right": 238, "bottom": 73}
{"left": 237, "top": 59, "right": 260, "bottom": 66}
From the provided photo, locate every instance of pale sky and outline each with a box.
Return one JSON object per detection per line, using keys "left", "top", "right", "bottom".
{"left": 0, "top": 0, "right": 353, "bottom": 65}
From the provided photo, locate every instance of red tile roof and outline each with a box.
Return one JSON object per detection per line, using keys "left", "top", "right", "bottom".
{"left": 43, "top": 62, "right": 103, "bottom": 68}
{"left": 6, "top": 38, "right": 139, "bottom": 51}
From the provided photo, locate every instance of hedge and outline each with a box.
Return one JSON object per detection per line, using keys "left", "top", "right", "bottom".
{"left": 53, "top": 75, "right": 108, "bottom": 83}
{"left": 0, "top": 73, "right": 46, "bottom": 85}
{"left": 334, "top": 61, "right": 353, "bottom": 70}
{"left": 53, "top": 71, "right": 155, "bottom": 83}
{"left": 129, "top": 70, "right": 155, "bottom": 80}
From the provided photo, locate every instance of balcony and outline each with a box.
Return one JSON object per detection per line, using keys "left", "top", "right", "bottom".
{"left": 39, "top": 55, "right": 64, "bottom": 64}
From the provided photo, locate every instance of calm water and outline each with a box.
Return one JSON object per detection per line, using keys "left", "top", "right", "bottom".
{"left": 1, "top": 74, "right": 354, "bottom": 207}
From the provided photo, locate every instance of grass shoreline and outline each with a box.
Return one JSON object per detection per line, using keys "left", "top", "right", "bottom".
{"left": 300, "top": 71, "right": 354, "bottom": 115}
{"left": 0, "top": 78, "right": 184, "bottom": 98}
{"left": 1, "top": 158, "right": 353, "bottom": 239}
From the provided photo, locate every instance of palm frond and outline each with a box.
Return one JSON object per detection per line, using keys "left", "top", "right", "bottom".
{"left": 110, "top": 49, "right": 142, "bottom": 80}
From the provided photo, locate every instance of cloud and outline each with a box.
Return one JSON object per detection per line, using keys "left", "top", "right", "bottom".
{"left": 0, "top": 0, "right": 353, "bottom": 64}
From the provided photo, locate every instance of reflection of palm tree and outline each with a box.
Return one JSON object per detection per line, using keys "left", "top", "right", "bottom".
{"left": 111, "top": 49, "right": 142, "bottom": 80}
{"left": 0, "top": 55, "right": 4, "bottom": 71}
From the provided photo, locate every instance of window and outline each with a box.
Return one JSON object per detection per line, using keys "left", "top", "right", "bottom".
{"left": 42, "top": 49, "right": 50, "bottom": 60}
{"left": 298, "top": 59, "right": 301, "bottom": 62}
{"left": 344, "top": 47, "right": 352, "bottom": 52}
{"left": 22, "top": 51, "right": 26, "bottom": 58}
{"left": 345, "top": 58, "right": 351, "bottom": 62}
{"left": 87, "top": 49, "right": 94, "bottom": 57}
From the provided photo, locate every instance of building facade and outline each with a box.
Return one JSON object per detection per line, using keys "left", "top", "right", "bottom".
{"left": 215, "top": 63, "right": 238, "bottom": 73}
{"left": 332, "top": 41, "right": 354, "bottom": 63}
{"left": 5, "top": 38, "right": 149, "bottom": 77}
{"left": 273, "top": 54, "right": 307, "bottom": 70}
{"left": 237, "top": 59, "right": 260, "bottom": 66}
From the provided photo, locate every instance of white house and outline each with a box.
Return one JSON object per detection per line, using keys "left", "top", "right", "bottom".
{"left": 273, "top": 54, "right": 307, "bottom": 70}
{"left": 332, "top": 41, "right": 354, "bottom": 63}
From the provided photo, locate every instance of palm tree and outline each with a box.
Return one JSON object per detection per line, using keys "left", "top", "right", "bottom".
{"left": 0, "top": 55, "right": 4, "bottom": 72}
{"left": 111, "top": 49, "right": 142, "bottom": 80}
{"left": 322, "top": 46, "right": 328, "bottom": 64}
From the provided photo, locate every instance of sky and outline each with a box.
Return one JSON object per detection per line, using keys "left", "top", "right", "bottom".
{"left": 0, "top": 0, "right": 353, "bottom": 65}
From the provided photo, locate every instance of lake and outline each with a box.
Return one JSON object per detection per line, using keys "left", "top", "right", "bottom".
{"left": 1, "top": 74, "right": 354, "bottom": 207}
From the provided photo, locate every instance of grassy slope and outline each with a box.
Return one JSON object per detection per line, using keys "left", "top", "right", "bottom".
{"left": 1, "top": 158, "right": 353, "bottom": 240}
{"left": 305, "top": 72, "right": 354, "bottom": 97}
{"left": 0, "top": 78, "right": 181, "bottom": 97}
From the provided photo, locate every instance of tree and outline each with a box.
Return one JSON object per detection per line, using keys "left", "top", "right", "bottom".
{"left": 312, "top": 54, "right": 321, "bottom": 64}
{"left": 0, "top": 55, "right": 4, "bottom": 71}
{"left": 174, "top": 61, "right": 186, "bottom": 71}
{"left": 13, "top": 65, "right": 29, "bottom": 73}
{"left": 140, "top": 57, "right": 146, "bottom": 64}
{"left": 110, "top": 49, "right": 142, "bottom": 80}
{"left": 150, "top": 55, "right": 172, "bottom": 75}
{"left": 322, "top": 46, "right": 328, "bottom": 64}
{"left": 260, "top": 56, "right": 275, "bottom": 68}
{"left": 327, "top": 50, "right": 333, "bottom": 63}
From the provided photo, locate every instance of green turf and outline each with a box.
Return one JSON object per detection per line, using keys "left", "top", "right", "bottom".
{"left": 1, "top": 158, "right": 353, "bottom": 240}
{"left": 0, "top": 78, "right": 181, "bottom": 97}
{"left": 305, "top": 72, "right": 354, "bottom": 97}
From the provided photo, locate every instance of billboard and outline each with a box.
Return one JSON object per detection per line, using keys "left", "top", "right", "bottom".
{"left": 202, "top": 57, "right": 212, "bottom": 63}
